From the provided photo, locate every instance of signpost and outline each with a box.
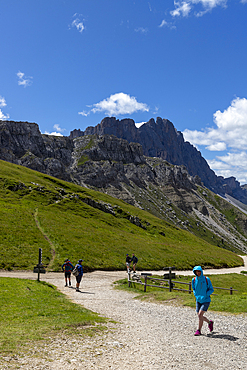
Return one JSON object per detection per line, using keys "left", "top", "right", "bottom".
{"left": 33, "top": 248, "right": 46, "bottom": 281}
{"left": 163, "top": 266, "right": 176, "bottom": 292}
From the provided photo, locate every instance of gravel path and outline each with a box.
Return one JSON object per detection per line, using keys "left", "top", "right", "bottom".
{"left": 0, "top": 262, "right": 247, "bottom": 369}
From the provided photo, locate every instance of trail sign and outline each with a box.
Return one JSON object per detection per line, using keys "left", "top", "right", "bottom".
{"left": 33, "top": 248, "right": 46, "bottom": 281}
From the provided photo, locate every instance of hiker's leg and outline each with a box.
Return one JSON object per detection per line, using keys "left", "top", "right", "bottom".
{"left": 76, "top": 275, "right": 82, "bottom": 290}
{"left": 198, "top": 310, "right": 210, "bottom": 331}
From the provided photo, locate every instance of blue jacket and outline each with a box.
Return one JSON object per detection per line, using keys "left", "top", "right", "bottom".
{"left": 75, "top": 263, "right": 83, "bottom": 276}
{"left": 192, "top": 266, "right": 214, "bottom": 303}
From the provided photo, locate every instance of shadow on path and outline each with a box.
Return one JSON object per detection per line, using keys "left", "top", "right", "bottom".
{"left": 206, "top": 333, "right": 239, "bottom": 341}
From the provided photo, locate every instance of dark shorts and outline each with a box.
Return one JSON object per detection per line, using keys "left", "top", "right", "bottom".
{"left": 65, "top": 271, "right": 71, "bottom": 278}
{"left": 76, "top": 275, "right": 82, "bottom": 283}
{"left": 196, "top": 301, "right": 210, "bottom": 313}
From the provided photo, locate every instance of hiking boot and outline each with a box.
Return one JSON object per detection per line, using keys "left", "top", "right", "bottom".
{"left": 65, "top": 284, "right": 67, "bottom": 287}
{"left": 76, "top": 288, "right": 80, "bottom": 292}
{"left": 208, "top": 320, "right": 214, "bottom": 332}
{"left": 194, "top": 330, "right": 201, "bottom": 336}
{"left": 69, "top": 281, "right": 71, "bottom": 286}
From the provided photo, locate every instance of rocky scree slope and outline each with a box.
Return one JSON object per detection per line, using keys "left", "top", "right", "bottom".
{"left": 1, "top": 120, "right": 247, "bottom": 253}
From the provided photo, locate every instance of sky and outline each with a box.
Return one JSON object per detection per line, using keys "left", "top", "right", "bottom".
{"left": 1, "top": 0, "right": 247, "bottom": 184}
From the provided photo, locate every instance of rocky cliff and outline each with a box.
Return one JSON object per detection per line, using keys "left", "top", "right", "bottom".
{"left": 70, "top": 117, "right": 247, "bottom": 203}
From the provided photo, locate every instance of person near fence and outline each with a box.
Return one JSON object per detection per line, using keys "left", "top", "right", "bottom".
{"left": 126, "top": 254, "right": 132, "bottom": 272}
{"left": 75, "top": 259, "right": 84, "bottom": 292}
{"left": 192, "top": 266, "right": 214, "bottom": 336}
{"left": 62, "top": 258, "right": 74, "bottom": 287}
{"left": 131, "top": 253, "right": 138, "bottom": 273}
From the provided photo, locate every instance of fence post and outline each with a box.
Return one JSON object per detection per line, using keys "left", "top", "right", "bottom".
{"left": 169, "top": 267, "right": 173, "bottom": 292}
{"left": 37, "top": 248, "right": 42, "bottom": 282}
{"left": 128, "top": 269, "right": 131, "bottom": 287}
{"left": 189, "top": 282, "right": 192, "bottom": 294}
{"left": 230, "top": 287, "right": 233, "bottom": 295}
{"left": 144, "top": 275, "right": 147, "bottom": 292}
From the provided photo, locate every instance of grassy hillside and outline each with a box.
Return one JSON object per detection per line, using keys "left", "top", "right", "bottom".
{"left": 0, "top": 160, "right": 243, "bottom": 271}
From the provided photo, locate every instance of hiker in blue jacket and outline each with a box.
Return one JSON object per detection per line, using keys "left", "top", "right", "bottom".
{"left": 62, "top": 259, "right": 74, "bottom": 287}
{"left": 192, "top": 266, "right": 214, "bottom": 336}
{"left": 75, "top": 259, "right": 84, "bottom": 292}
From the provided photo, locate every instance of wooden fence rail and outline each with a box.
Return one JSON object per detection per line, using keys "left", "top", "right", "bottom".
{"left": 127, "top": 272, "right": 237, "bottom": 295}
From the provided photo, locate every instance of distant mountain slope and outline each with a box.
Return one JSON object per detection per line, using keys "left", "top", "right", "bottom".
{"left": 1, "top": 159, "right": 243, "bottom": 271}
{"left": 0, "top": 120, "right": 247, "bottom": 255}
{"left": 70, "top": 117, "right": 247, "bottom": 204}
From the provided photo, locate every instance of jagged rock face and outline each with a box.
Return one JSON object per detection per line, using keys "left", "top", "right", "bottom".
{"left": 0, "top": 121, "right": 46, "bottom": 161}
{"left": 73, "top": 134, "right": 145, "bottom": 165}
{"left": 69, "top": 116, "right": 233, "bottom": 198}
{"left": 1, "top": 119, "right": 247, "bottom": 207}
{"left": 0, "top": 120, "right": 73, "bottom": 181}
{"left": 71, "top": 135, "right": 198, "bottom": 197}
{"left": 0, "top": 120, "right": 200, "bottom": 211}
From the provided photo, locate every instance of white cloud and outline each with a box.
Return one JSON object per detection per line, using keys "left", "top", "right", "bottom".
{"left": 43, "top": 124, "right": 65, "bottom": 136}
{"left": 44, "top": 131, "right": 63, "bottom": 136}
{"left": 213, "top": 97, "right": 247, "bottom": 130}
{"left": 171, "top": 1, "right": 192, "bottom": 17}
{"left": 171, "top": 0, "right": 227, "bottom": 17}
{"left": 153, "top": 106, "right": 159, "bottom": 115}
{"left": 183, "top": 97, "right": 247, "bottom": 151}
{"left": 0, "top": 96, "right": 7, "bottom": 108}
{"left": 241, "top": 0, "right": 247, "bottom": 4}
{"left": 78, "top": 111, "right": 90, "bottom": 117}
{"left": 0, "top": 96, "right": 9, "bottom": 120}
{"left": 71, "top": 14, "right": 85, "bottom": 33}
{"left": 183, "top": 97, "right": 247, "bottom": 184}
{"left": 159, "top": 20, "right": 176, "bottom": 29}
{"left": 134, "top": 27, "right": 148, "bottom": 34}
{"left": 90, "top": 93, "right": 149, "bottom": 116}
{"left": 53, "top": 124, "right": 66, "bottom": 133}
{"left": 206, "top": 142, "right": 227, "bottom": 151}
{"left": 135, "top": 122, "right": 146, "bottom": 128}
{"left": 17, "top": 71, "right": 33, "bottom": 87}
{"left": 208, "top": 152, "right": 247, "bottom": 184}
{"left": 159, "top": 20, "right": 168, "bottom": 27}
{"left": 0, "top": 109, "right": 10, "bottom": 120}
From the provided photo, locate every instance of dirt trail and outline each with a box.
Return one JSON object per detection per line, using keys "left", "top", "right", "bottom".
{"left": 0, "top": 258, "right": 246, "bottom": 369}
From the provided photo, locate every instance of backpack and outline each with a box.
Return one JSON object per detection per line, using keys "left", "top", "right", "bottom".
{"left": 72, "top": 265, "right": 79, "bottom": 276}
{"left": 193, "top": 276, "right": 209, "bottom": 291}
{"left": 193, "top": 276, "right": 208, "bottom": 285}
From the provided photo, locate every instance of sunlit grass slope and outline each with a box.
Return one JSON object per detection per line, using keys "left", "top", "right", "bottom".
{"left": 0, "top": 160, "right": 243, "bottom": 271}
{"left": 0, "top": 277, "right": 105, "bottom": 354}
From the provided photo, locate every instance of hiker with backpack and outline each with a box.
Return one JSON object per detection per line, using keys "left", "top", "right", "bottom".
{"left": 74, "top": 259, "right": 84, "bottom": 292}
{"left": 131, "top": 253, "right": 138, "bottom": 273}
{"left": 62, "top": 259, "right": 74, "bottom": 287}
{"left": 192, "top": 266, "right": 214, "bottom": 336}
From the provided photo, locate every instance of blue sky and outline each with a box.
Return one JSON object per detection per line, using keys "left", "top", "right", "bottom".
{"left": 1, "top": 0, "right": 247, "bottom": 184}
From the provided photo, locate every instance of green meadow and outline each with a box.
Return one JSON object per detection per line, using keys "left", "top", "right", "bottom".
{"left": 0, "top": 159, "right": 244, "bottom": 271}
{"left": 0, "top": 277, "right": 105, "bottom": 354}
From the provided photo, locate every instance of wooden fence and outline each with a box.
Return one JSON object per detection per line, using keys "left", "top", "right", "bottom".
{"left": 127, "top": 271, "right": 237, "bottom": 295}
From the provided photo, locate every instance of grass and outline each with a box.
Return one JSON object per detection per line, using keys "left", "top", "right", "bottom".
{"left": 0, "top": 277, "right": 105, "bottom": 354}
{"left": 115, "top": 273, "right": 247, "bottom": 314}
{"left": 0, "top": 159, "right": 244, "bottom": 271}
